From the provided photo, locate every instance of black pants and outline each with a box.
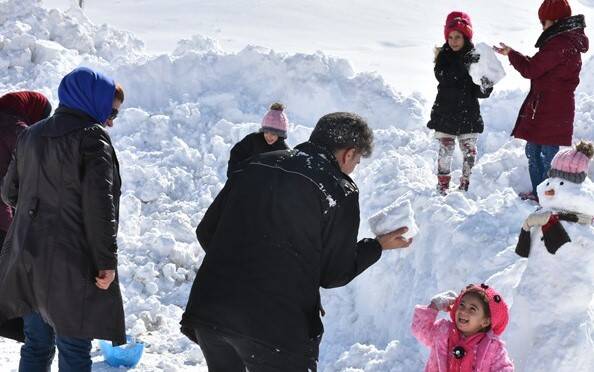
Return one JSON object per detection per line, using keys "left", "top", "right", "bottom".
{"left": 0, "top": 229, "right": 5, "bottom": 251}
{"left": 193, "top": 324, "right": 318, "bottom": 372}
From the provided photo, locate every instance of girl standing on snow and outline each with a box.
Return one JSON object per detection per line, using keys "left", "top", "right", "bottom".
{"left": 494, "top": 0, "right": 589, "bottom": 202}
{"left": 226, "top": 102, "right": 290, "bottom": 177}
{"left": 428, "top": 12, "right": 492, "bottom": 195}
{"left": 412, "top": 284, "right": 514, "bottom": 372}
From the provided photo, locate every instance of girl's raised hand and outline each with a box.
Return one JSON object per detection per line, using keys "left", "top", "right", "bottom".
{"left": 493, "top": 42, "right": 512, "bottom": 56}
{"left": 429, "top": 290, "right": 458, "bottom": 311}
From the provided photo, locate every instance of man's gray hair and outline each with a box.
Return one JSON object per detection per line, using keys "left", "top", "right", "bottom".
{"left": 309, "top": 112, "right": 374, "bottom": 157}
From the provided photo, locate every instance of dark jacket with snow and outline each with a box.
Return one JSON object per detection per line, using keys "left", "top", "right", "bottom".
{"left": 181, "top": 141, "right": 382, "bottom": 355}
{"left": 427, "top": 42, "right": 492, "bottom": 136}
{"left": 226, "top": 131, "right": 289, "bottom": 177}
{"left": 509, "top": 15, "right": 589, "bottom": 146}
{"left": 0, "top": 92, "right": 51, "bottom": 234}
{"left": 0, "top": 106, "right": 125, "bottom": 344}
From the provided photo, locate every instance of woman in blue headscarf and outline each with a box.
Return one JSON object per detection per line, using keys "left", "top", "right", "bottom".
{"left": 0, "top": 67, "right": 126, "bottom": 371}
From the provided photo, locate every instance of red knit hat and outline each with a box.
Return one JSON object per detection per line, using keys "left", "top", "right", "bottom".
{"left": 450, "top": 284, "right": 509, "bottom": 336}
{"left": 538, "top": 0, "right": 572, "bottom": 22}
{"left": 444, "top": 11, "right": 473, "bottom": 41}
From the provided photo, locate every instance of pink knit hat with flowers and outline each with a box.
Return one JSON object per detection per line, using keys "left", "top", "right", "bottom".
{"left": 450, "top": 283, "right": 509, "bottom": 336}
{"left": 260, "top": 102, "right": 288, "bottom": 139}
{"left": 444, "top": 11, "right": 473, "bottom": 41}
{"left": 549, "top": 141, "right": 594, "bottom": 184}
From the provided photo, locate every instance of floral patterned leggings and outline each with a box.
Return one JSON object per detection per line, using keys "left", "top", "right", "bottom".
{"left": 437, "top": 136, "right": 478, "bottom": 180}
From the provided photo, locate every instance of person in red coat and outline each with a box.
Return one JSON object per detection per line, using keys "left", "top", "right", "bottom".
{"left": 495, "top": 0, "right": 589, "bottom": 201}
{"left": 0, "top": 91, "right": 51, "bottom": 246}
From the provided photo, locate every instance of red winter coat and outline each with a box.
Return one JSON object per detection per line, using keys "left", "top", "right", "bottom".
{"left": 0, "top": 92, "right": 50, "bottom": 233}
{"left": 509, "top": 15, "right": 589, "bottom": 146}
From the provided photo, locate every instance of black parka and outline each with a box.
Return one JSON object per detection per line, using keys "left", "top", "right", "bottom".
{"left": 0, "top": 107, "right": 125, "bottom": 344}
{"left": 427, "top": 42, "right": 492, "bottom": 135}
{"left": 181, "top": 141, "right": 382, "bottom": 356}
{"left": 226, "top": 131, "right": 289, "bottom": 177}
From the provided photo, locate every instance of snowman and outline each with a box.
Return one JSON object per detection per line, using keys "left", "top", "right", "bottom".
{"left": 507, "top": 141, "right": 594, "bottom": 371}
{"left": 515, "top": 141, "right": 594, "bottom": 257}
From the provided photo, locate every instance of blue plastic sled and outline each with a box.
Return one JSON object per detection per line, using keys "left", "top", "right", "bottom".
{"left": 99, "top": 336, "right": 144, "bottom": 368}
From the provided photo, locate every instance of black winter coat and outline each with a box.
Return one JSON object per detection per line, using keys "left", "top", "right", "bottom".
{"left": 181, "top": 141, "right": 382, "bottom": 356}
{"left": 0, "top": 107, "right": 125, "bottom": 344}
{"left": 427, "top": 43, "right": 492, "bottom": 135}
{"left": 227, "top": 132, "right": 289, "bottom": 177}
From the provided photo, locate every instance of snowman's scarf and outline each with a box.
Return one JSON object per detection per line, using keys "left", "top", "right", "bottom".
{"left": 515, "top": 211, "right": 594, "bottom": 258}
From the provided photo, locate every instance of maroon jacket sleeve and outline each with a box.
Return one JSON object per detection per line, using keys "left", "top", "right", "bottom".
{"left": 508, "top": 39, "right": 565, "bottom": 80}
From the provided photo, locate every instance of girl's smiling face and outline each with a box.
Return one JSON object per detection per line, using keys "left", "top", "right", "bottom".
{"left": 263, "top": 131, "right": 279, "bottom": 145}
{"left": 455, "top": 293, "right": 491, "bottom": 336}
{"left": 447, "top": 30, "right": 465, "bottom": 52}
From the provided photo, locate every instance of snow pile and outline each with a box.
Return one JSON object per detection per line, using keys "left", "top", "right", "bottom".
{"left": 368, "top": 198, "right": 419, "bottom": 239}
{"left": 0, "top": 1, "right": 594, "bottom": 371}
{"left": 469, "top": 42, "right": 506, "bottom": 93}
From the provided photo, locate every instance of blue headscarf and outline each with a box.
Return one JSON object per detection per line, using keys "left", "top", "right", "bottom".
{"left": 58, "top": 67, "right": 115, "bottom": 123}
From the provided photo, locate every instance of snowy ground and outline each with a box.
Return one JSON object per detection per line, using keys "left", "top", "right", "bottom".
{"left": 1, "top": 0, "right": 594, "bottom": 371}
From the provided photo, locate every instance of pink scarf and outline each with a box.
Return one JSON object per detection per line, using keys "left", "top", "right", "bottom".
{"left": 447, "top": 325, "right": 486, "bottom": 372}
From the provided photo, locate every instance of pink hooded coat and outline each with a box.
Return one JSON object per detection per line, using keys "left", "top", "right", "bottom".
{"left": 411, "top": 306, "right": 514, "bottom": 372}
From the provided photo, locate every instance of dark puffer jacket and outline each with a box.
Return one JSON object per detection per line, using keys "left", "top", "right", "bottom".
{"left": 227, "top": 132, "right": 289, "bottom": 177}
{"left": 509, "top": 15, "right": 589, "bottom": 146}
{"left": 181, "top": 141, "right": 382, "bottom": 356}
{"left": 427, "top": 42, "right": 492, "bottom": 135}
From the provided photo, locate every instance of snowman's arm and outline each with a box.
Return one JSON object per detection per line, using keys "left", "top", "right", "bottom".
{"left": 558, "top": 212, "right": 594, "bottom": 225}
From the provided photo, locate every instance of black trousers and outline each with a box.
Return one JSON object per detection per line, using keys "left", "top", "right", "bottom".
{"left": 192, "top": 324, "right": 318, "bottom": 372}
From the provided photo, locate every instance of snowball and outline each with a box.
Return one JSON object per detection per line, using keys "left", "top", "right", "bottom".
{"left": 469, "top": 42, "right": 506, "bottom": 92}
{"left": 368, "top": 199, "right": 419, "bottom": 239}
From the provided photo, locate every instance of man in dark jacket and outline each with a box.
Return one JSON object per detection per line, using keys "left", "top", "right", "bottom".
{"left": 0, "top": 91, "right": 52, "bottom": 247}
{"left": 181, "top": 112, "right": 412, "bottom": 371}
{"left": 495, "top": 0, "right": 589, "bottom": 200}
{"left": 0, "top": 67, "right": 125, "bottom": 371}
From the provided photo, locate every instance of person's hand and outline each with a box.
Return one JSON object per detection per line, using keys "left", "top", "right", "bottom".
{"left": 376, "top": 227, "right": 413, "bottom": 250}
{"left": 429, "top": 290, "right": 458, "bottom": 312}
{"left": 480, "top": 76, "right": 494, "bottom": 89}
{"left": 95, "top": 270, "right": 115, "bottom": 290}
{"left": 522, "top": 210, "right": 553, "bottom": 231}
{"left": 493, "top": 42, "right": 512, "bottom": 56}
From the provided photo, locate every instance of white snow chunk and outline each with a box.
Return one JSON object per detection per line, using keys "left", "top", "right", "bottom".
{"left": 368, "top": 198, "right": 419, "bottom": 239}
{"left": 469, "top": 42, "right": 506, "bottom": 92}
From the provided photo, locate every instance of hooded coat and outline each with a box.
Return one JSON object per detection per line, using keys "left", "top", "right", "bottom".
{"left": 412, "top": 306, "right": 514, "bottom": 372}
{"left": 509, "top": 15, "right": 589, "bottom": 146}
{"left": 0, "top": 67, "right": 125, "bottom": 344}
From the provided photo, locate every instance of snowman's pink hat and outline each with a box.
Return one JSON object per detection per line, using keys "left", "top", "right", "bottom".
{"left": 549, "top": 141, "right": 593, "bottom": 184}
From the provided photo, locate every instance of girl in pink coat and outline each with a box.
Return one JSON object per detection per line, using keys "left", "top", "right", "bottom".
{"left": 411, "top": 284, "right": 514, "bottom": 372}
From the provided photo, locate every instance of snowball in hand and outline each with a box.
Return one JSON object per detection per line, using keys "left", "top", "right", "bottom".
{"left": 469, "top": 42, "right": 506, "bottom": 92}
{"left": 368, "top": 199, "right": 419, "bottom": 240}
